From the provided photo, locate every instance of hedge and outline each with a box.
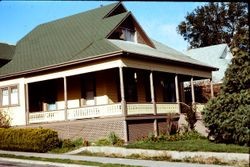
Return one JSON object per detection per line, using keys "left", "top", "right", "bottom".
{"left": 0, "top": 128, "right": 60, "bottom": 152}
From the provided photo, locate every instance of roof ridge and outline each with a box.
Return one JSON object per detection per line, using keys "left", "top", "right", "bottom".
{"left": 188, "top": 43, "right": 227, "bottom": 51}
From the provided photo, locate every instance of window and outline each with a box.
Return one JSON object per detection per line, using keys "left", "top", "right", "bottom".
{"left": 1, "top": 88, "right": 9, "bottom": 106}
{"left": 0, "top": 85, "right": 19, "bottom": 107}
{"left": 10, "top": 86, "right": 18, "bottom": 105}
{"left": 122, "top": 28, "right": 135, "bottom": 42}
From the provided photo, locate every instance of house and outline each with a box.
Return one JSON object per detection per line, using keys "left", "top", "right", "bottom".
{"left": 0, "top": 2, "right": 216, "bottom": 142}
{"left": 184, "top": 44, "right": 233, "bottom": 100}
{"left": 185, "top": 44, "right": 232, "bottom": 84}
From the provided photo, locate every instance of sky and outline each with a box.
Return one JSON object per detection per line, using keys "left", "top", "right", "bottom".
{"left": 0, "top": 1, "right": 204, "bottom": 52}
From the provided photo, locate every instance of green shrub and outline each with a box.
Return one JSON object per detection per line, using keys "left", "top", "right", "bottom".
{"left": 203, "top": 45, "right": 250, "bottom": 146}
{"left": 61, "top": 139, "right": 75, "bottom": 148}
{"left": 95, "top": 138, "right": 110, "bottom": 146}
{"left": 95, "top": 132, "right": 124, "bottom": 146}
{"left": 139, "top": 131, "right": 205, "bottom": 143}
{"left": 0, "top": 110, "right": 10, "bottom": 128}
{"left": 203, "top": 90, "right": 250, "bottom": 146}
{"left": 0, "top": 128, "right": 60, "bottom": 152}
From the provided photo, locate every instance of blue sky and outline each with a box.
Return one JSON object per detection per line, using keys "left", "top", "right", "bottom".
{"left": 0, "top": 1, "right": 204, "bottom": 51}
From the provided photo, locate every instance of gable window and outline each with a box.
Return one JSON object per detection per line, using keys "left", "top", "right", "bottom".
{"left": 0, "top": 85, "right": 19, "bottom": 107}
{"left": 121, "top": 28, "right": 135, "bottom": 42}
{"left": 109, "top": 27, "right": 135, "bottom": 42}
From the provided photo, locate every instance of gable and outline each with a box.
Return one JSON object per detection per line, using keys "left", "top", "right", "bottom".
{"left": 107, "top": 14, "right": 155, "bottom": 48}
{"left": 104, "top": 2, "right": 127, "bottom": 18}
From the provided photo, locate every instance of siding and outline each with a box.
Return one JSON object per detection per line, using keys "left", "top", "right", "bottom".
{"left": 95, "top": 69, "right": 118, "bottom": 103}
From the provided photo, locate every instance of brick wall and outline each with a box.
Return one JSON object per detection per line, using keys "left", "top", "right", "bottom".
{"left": 25, "top": 117, "right": 125, "bottom": 141}
{"left": 127, "top": 119, "right": 154, "bottom": 141}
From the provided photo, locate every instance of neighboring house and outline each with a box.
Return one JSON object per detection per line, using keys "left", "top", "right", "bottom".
{"left": 0, "top": 2, "right": 216, "bottom": 141}
{"left": 185, "top": 44, "right": 233, "bottom": 84}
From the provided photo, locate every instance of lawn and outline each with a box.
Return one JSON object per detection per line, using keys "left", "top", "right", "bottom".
{"left": 126, "top": 139, "right": 249, "bottom": 153}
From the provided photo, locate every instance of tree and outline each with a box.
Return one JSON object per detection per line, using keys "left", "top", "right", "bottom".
{"left": 203, "top": 30, "right": 250, "bottom": 146}
{"left": 177, "top": 2, "right": 248, "bottom": 49}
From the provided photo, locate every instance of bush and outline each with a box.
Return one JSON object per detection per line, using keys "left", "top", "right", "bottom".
{"left": 95, "top": 132, "right": 124, "bottom": 146}
{"left": 0, "top": 110, "right": 10, "bottom": 128}
{"left": 203, "top": 90, "right": 250, "bottom": 145}
{"left": 0, "top": 128, "right": 60, "bottom": 152}
{"left": 138, "top": 131, "right": 205, "bottom": 143}
{"left": 204, "top": 46, "right": 250, "bottom": 146}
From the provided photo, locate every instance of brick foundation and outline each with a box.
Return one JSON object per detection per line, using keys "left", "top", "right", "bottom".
{"left": 24, "top": 117, "right": 125, "bottom": 141}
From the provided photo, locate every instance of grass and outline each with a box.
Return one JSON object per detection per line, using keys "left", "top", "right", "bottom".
{"left": 0, "top": 153, "right": 139, "bottom": 167}
{"left": 78, "top": 150, "right": 249, "bottom": 167}
{"left": 126, "top": 139, "right": 249, "bottom": 153}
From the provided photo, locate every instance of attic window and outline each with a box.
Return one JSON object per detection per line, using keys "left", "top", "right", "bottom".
{"left": 110, "top": 27, "right": 135, "bottom": 42}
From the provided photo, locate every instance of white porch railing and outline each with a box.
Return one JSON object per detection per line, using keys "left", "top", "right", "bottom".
{"left": 29, "top": 110, "right": 65, "bottom": 123}
{"left": 67, "top": 103, "right": 122, "bottom": 120}
{"left": 28, "top": 103, "right": 180, "bottom": 124}
{"left": 127, "top": 103, "right": 154, "bottom": 115}
{"left": 156, "top": 103, "right": 179, "bottom": 114}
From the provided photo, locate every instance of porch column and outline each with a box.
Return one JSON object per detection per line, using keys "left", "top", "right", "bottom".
{"left": 119, "top": 67, "right": 128, "bottom": 143}
{"left": 63, "top": 76, "right": 68, "bottom": 121}
{"left": 150, "top": 71, "right": 158, "bottom": 137}
{"left": 175, "top": 74, "right": 180, "bottom": 103}
{"left": 175, "top": 74, "right": 180, "bottom": 113}
{"left": 191, "top": 77, "right": 195, "bottom": 104}
{"left": 25, "top": 83, "right": 29, "bottom": 125}
{"left": 119, "top": 67, "right": 127, "bottom": 116}
{"left": 210, "top": 79, "right": 214, "bottom": 98}
{"left": 150, "top": 71, "right": 156, "bottom": 115}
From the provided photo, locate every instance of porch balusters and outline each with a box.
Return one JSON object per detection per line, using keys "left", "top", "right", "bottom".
{"left": 63, "top": 76, "right": 68, "bottom": 121}
{"left": 191, "top": 77, "right": 195, "bottom": 104}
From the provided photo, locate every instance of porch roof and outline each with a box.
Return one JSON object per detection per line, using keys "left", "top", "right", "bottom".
{"left": 108, "top": 39, "right": 216, "bottom": 70}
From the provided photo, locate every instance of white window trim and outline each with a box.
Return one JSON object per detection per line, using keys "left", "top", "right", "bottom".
{"left": 0, "top": 85, "right": 20, "bottom": 107}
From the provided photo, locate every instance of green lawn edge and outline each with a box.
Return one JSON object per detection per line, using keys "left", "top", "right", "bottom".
{"left": 0, "top": 153, "right": 139, "bottom": 167}
{"left": 126, "top": 139, "right": 249, "bottom": 153}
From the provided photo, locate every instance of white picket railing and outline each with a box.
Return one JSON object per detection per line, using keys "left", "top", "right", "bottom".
{"left": 156, "top": 103, "right": 179, "bottom": 114}
{"left": 29, "top": 110, "right": 65, "bottom": 123}
{"left": 127, "top": 103, "right": 154, "bottom": 115}
{"left": 67, "top": 103, "right": 122, "bottom": 120}
{"left": 29, "top": 103, "right": 180, "bottom": 124}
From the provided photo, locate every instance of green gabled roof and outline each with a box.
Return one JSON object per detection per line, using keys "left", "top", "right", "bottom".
{"left": 0, "top": 2, "right": 215, "bottom": 79}
{"left": 0, "top": 43, "right": 15, "bottom": 61}
{"left": 0, "top": 2, "right": 124, "bottom": 76}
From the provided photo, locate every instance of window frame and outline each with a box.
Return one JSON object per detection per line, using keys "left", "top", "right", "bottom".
{"left": 0, "top": 84, "right": 20, "bottom": 107}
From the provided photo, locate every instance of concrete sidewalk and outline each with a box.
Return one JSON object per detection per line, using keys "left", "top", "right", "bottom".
{"left": 0, "top": 157, "right": 94, "bottom": 167}
{"left": 0, "top": 150, "right": 230, "bottom": 167}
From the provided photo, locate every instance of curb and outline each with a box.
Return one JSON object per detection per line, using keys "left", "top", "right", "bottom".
{"left": 66, "top": 146, "right": 249, "bottom": 162}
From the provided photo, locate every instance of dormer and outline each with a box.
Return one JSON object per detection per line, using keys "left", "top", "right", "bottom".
{"left": 107, "top": 14, "right": 155, "bottom": 48}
